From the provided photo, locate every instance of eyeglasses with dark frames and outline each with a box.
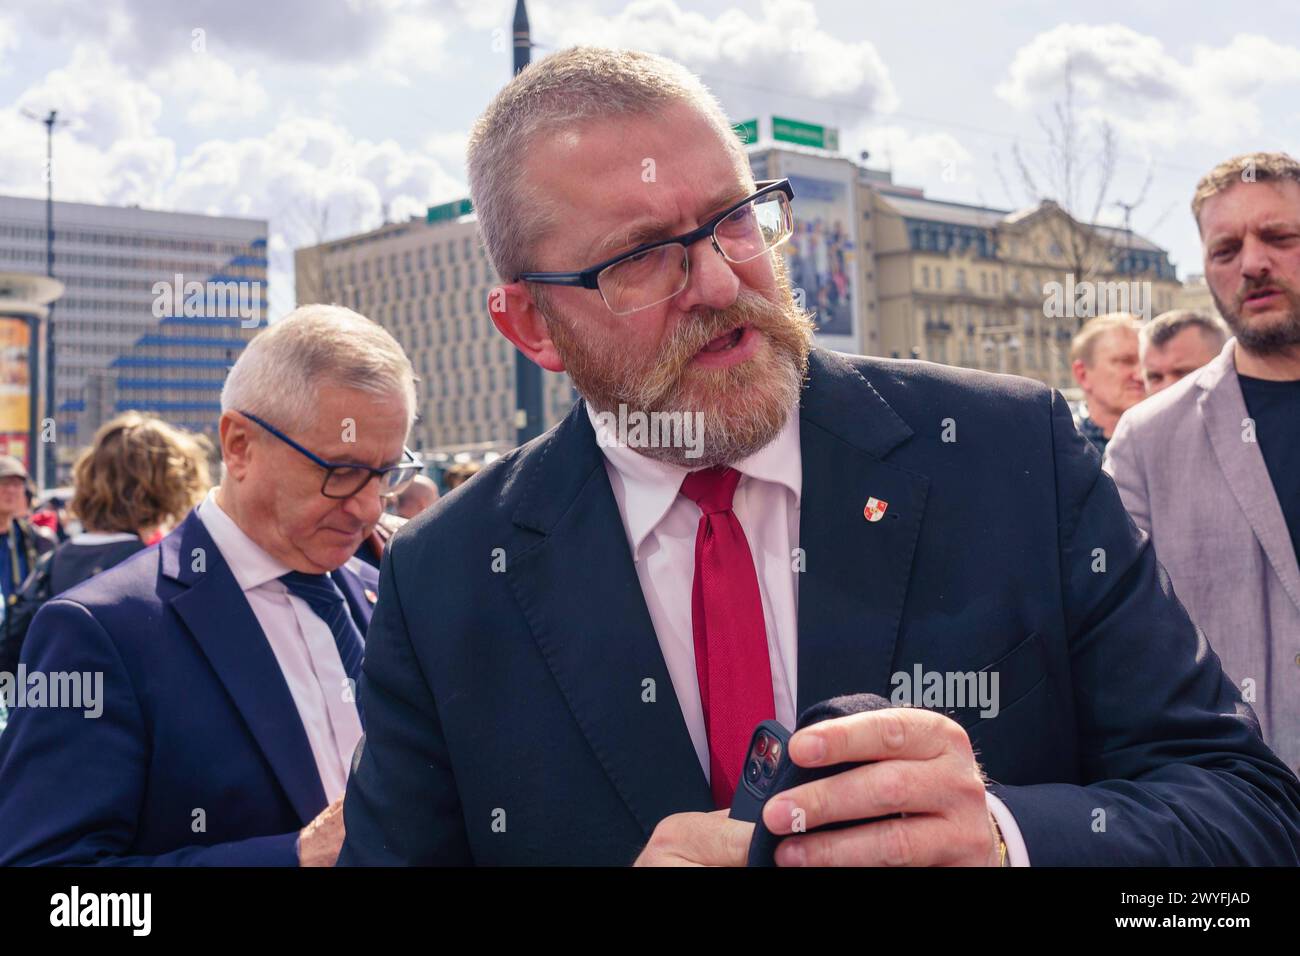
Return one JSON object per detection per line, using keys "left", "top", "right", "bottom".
{"left": 516, "top": 179, "right": 795, "bottom": 315}
{"left": 240, "top": 411, "right": 423, "bottom": 500}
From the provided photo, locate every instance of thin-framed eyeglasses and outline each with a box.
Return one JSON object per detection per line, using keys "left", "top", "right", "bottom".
{"left": 239, "top": 410, "right": 423, "bottom": 500}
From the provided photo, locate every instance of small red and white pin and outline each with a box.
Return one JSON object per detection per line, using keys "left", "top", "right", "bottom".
{"left": 863, "top": 497, "right": 889, "bottom": 522}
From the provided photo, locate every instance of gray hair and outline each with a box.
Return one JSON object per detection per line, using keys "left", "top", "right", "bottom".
{"left": 221, "top": 304, "right": 417, "bottom": 434}
{"left": 1141, "top": 309, "right": 1229, "bottom": 352}
{"left": 466, "top": 46, "right": 737, "bottom": 283}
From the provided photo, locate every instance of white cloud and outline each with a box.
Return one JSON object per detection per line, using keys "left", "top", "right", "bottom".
{"left": 847, "top": 125, "right": 974, "bottom": 190}
{"left": 151, "top": 55, "right": 270, "bottom": 126}
{"left": 423, "top": 129, "right": 470, "bottom": 173}
{"left": 15, "top": 46, "right": 163, "bottom": 150}
{"left": 3, "top": 0, "right": 462, "bottom": 88}
{"left": 997, "top": 24, "right": 1300, "bottom": 146}
{"left": 0, "top": 15, "right": 19, "bottom": 73}
{"left": 536, "top": 0, "right": 898, "bottom": 113}
{"left": 2, "top": 46, "right": 462, "bottom": 318}
{"left": 163, "top": 116, "right": 464, "bottom": 317}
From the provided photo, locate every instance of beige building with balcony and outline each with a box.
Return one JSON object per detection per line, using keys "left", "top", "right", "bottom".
{"left": 872, "top": 189, "right": 1181, "bottom": 392}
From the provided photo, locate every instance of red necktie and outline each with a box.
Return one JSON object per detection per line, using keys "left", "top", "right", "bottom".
{"left": 679, "top": 466, "right": 776, "bottom": 808}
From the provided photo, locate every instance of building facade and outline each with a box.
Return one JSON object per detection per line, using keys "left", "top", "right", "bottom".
{"left": 0, "top": 195, "right": 267, "bottom": 479}
{"left": 748, "top": 139, "right": 1179, "bottom": 392}
{"left": 295, "top": 211, "right": 576, "bottom": 459}
{"left": 871, "top": 187, "right": 1180, "bottom": 391}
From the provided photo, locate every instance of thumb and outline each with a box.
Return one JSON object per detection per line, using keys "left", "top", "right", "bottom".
{"left": 705, "top": 809, "right": 754, "bottom": 866}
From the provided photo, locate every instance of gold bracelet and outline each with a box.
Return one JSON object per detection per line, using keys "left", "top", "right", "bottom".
{"left": 991, "top": 816, "right": 1009, "bottom": 867}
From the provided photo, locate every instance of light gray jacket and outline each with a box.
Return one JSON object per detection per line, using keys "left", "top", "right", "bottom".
{"left": 1104, "top": 337, "right": 1300, "bottom": 774}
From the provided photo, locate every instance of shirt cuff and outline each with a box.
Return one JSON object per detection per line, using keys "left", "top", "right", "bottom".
{"left": 985, "top": 790, "right": 1030, "bottom": 866}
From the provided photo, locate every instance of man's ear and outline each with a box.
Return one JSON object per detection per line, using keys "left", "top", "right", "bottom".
{"left": 1070, "top": 358, "right": 1088, "bottom": 390}
{"left": 488, "top": 283, "right": 565, "bottom": 373}
{"left": 219, "top": 411, "right": 254, "bottom": 482}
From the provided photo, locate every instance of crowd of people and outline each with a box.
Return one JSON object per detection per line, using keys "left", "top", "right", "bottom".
{"left": 0, "top": 47, "right": 1297, "bottom": 867}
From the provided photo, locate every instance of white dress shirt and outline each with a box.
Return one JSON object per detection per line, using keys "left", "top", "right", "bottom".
{"left": 588, "top": 404, "right": 1030, "bottom": 865}
{"left": 196, "top": 489, "right": 363, "bottom": 805}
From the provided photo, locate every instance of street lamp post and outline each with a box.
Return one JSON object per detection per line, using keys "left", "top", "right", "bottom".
{"left": 511, "top": 0, "right": 544, "bottom": 448}
{"left": 22, "top": 108, "right": 64, "bottom": 488}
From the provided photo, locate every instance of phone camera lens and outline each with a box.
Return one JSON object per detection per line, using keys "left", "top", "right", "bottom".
{"left": 762, "top": 754, "right": 778, "bottom": 778}
{"left": 746, "top": 758, "right": 763, "bottom": 784}
{"left": 755, "top": 734, "right": 770, "bottom": 757}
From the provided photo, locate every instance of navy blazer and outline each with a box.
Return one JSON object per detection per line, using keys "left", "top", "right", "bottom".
{"left": 0, "top": 509, "right": 378, "bottom": 866}
{"left": 338, "top": 349, "right": 1300, "bottom": 866}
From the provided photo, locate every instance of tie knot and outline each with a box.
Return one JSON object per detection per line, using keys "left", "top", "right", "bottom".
{"left": 279, "top": 570, "right": 344, "bottom": 608}
{"left": 680, "top": 466, "right": 742, "bottom": 515}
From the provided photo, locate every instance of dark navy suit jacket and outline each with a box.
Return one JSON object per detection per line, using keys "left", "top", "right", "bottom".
{"left": 0, "top": 509, "right": 378, "bottom": 865}
{"left": 338, "top": 349, "right": 1300, "bottom": 866}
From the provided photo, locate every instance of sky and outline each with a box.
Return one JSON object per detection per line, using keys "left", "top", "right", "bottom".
{"left": 1, "top": 0, "right": 1298, "bottom": 319}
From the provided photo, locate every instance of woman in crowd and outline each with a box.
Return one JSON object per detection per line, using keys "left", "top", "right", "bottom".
{"left": 0, "top": 413, "right": 212, "bottom": 686}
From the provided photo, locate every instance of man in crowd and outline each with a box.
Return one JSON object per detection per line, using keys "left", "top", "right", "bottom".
{"left": 338, "top": 48, "right": 1300, "bottom": 867}
{"left": 1106, "top": 152, "right": 1300, "bottom": 775}
{"left": 392, "top": 474, "right": 439, "bottom": 519}
{"left": 0, "top": 305, "right": 421, "bottom": 865}
{"left": 0, "top": 456, "right": 56, "bottom": 615}
{"left": 1139, "top": 309, "right": 1228, "bottom": 395}
{"left": 1069, "top": 314, "right": 1145, "bottom": 454}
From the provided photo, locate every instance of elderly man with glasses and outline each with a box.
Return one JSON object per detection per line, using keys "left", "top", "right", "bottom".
{"left": 338, "top": 48, "right": 1300, "bottom": 868}
{"left": 0, "top": 305, "right": 421, "bottom": 866}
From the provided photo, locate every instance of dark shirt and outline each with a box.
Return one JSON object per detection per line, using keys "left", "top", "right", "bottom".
{"left": 0, "top": 524, "right": 30, "bottom": 602}
{"left": 1077, "top": 414, "right": 1109, "bottom": 455}
{"left": 1239, "top": 374, "right": 1300, "bottom": 564}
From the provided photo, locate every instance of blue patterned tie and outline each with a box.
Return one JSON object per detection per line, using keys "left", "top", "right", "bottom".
{"left": 279, "top": 571, "right": 366, "bottom": 724}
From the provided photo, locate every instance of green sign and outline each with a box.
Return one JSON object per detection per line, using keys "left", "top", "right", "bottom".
{"left": 732, "top": 118, "right": 759, "bottom": 145}
{"left": 427, "top": 198, "right": 473, "bottom": 224}
{"left": 772, "top": 115, "right": 839, "bottom": 151}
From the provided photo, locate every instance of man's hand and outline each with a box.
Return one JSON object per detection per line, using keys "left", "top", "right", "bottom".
{"left": 634, "top": 809, "right": 755, "bottom": 866}
{"left": 759, "top": 707, "right": 1000, "bottom": 866}
{"left": 298, "top": 798, "right": 346, "bottom": 867}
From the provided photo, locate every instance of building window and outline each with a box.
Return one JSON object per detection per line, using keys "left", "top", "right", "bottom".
{"left": 921, "top": 265, "right": 930, "bottom": 288}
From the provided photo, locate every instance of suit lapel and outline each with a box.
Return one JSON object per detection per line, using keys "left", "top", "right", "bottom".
{"left": 332, "top": 560, "right": 377, "bottom": 637}
{"left": 507, "top": 404, "right": 712, "bottom": 836}
{"left": 796, "top": 351, "right": 929, "bottom": 711}
{"left": 1199, "top": 344, "right": 1300, "bottom": 612}
{"left": 162, "top": 512, "right": 327, "bottom": 825}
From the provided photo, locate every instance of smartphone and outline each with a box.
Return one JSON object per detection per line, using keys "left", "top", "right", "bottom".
{"left": 728, "top": 719, "right": 792, "bottom": 823}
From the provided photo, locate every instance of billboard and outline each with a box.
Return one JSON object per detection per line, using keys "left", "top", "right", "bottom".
{"left": 0, "top": 316, "right": 30, "bottom": 469}
{"left": 782, "top": 170, "right": 858, "bottom": 351}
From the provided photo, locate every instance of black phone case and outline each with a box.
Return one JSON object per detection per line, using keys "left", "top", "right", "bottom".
{"left": 728, "top": 720, "right": 792, "bottom": 824}
{"left": 744, "top": 693, "right": 901, "bottom": 867}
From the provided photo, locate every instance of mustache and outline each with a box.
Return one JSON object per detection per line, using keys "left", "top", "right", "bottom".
{"left": 1238, "top": 276, "right": 1296, "bottom": 303}
{"left": 632, "top": 289, "right": 805, "bottom": 408}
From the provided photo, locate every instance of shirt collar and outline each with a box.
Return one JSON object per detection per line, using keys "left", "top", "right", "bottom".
{"left": 196, "top": 487, "right": 294, "bottom": 592}
{"left": 586, "top": 401, "right": 802, "bottom": 559}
